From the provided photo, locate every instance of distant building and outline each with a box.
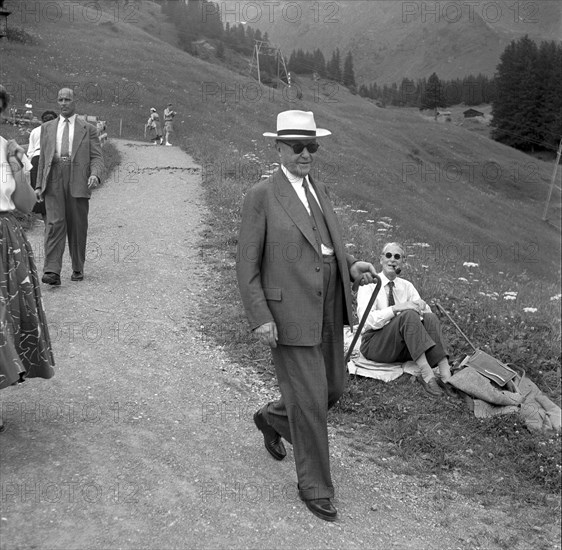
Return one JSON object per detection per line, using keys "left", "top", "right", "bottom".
{"left": 463, "top": 108, "right": 484, "bottom": 118}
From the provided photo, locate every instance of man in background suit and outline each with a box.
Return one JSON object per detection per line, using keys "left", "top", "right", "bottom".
{"left": 37, "top": 88, "right": 104, "bottom": 286}
{"left": 236, "top": 110, "right": 377, "bottom": 522}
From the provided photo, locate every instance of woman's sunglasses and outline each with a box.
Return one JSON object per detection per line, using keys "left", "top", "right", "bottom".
{"left": 384, "top": 252, "right": 402, "bottom": 260}
{"left": 279, "top": 141, "right": 319, "bottom": 154}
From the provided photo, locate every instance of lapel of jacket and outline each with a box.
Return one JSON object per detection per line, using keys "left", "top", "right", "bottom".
{"left": 71, "top": 117, "right": 86, "bottom": 161}
{"left": 43, "top": 118, "right": 58, "bottom": 165}
{"left": 273, "top": 169, "right": 318, "bottom": 251}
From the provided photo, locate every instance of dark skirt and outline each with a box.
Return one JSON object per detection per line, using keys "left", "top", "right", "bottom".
{"left": 0, "top": 212, "right": 55, "bottom": 389}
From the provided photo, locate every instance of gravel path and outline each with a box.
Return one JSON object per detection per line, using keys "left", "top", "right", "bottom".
{"left": 0, "top": 140, "right": 544, "bottom": 549}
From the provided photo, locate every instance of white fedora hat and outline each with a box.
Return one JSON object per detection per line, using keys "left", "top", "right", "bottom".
{"left": 263, "top": 110, "right": 331, "bottom": 139}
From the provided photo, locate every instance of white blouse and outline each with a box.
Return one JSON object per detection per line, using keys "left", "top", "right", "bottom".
{"left": 0, "top": 136, "right": 33, "bottom": 212}
{"left": 0, "top": 136, "right": 16, "bottom": 211}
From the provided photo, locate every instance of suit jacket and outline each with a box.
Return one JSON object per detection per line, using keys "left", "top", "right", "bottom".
{"left": 236, "top": 168, "right": 356, "bottom": 346}
{"left": 37, "top": 116, "right": 104, "bottom": 198}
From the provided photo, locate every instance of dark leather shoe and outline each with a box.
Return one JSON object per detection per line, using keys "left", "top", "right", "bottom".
{"left": 418, "top": 376, "right": 444, "bottom": 397}
{"left": 302, "top": 497, "right": 337, "bottom": 522}
{"left": 253, "top": 410, "right": 286, "bottom": 461}
{"left": 71, "top": 271, "right": 84, "bottom": 281}
{"left": 42, "top": 272, "right": 61, "bottom": 286}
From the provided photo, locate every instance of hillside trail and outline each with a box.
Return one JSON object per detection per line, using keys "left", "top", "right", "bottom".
{"left": 0, "top": 139, "right": 540, "bottom": 549}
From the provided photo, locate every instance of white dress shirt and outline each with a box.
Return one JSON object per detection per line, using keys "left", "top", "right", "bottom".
{"left": 27, "top": 125, "right": 42, "bottom": 158}
{"left": 356, "top": 272, "right": 431, "bottom": 331}
{"left": 56, "top": 114, "right": 77, "bottom": 157}
{"left": 281, "top": 165, "right": 334, "bottom": 256}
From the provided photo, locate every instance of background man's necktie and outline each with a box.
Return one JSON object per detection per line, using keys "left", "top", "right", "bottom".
{"left": 302, "top": 180, "right": 333, "bottom": 247}
{"left": 387, "top": 281, "right": 395, "bottom": 306}
{"left": 61, "top": 118, "right": 70, "bottom": 157}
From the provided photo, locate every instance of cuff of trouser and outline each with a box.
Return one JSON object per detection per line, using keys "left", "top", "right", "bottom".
{"left": 298, "top": 484, "right": 335, "bottom": 501}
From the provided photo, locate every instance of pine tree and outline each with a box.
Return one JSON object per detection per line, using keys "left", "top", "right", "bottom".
{"left": 535, "top": 41, "right": 562, "bottom": 150}
{"left": 399, "top": 78, "right": 416, "bottom": 106}
{"left": 491, "top": 35, "right": 540, "bottom": 150}
{"left": 327, "top": 49, "right": 342, "bottom": 83}
{"left": 342, "top": 51, "right": 356, "bottom": 90}
{"left": 313, "top": 49, "right": 326, "bottom": 78}
{"left": 421, "top": 73, "right": 445, "bottom": 110}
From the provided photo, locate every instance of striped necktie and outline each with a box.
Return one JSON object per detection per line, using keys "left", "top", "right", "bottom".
{"left": 61, "top": 118, "right": 70, "bottom": 157}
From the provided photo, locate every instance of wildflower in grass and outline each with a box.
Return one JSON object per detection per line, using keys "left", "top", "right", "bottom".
{"left": 523, "top": 307, "right": 538, "bottom": 313}
{"left": 421, "top": 265, "right": 428, "bottom": 269}
{"left": 377, "top": 221, "right": 392, "bottom": 228}
{"left": 351, "top": 209, "right": 368, "bottom": 213}
{"left": 550, "top": 294, "right": 561, "bottom": 301}
{"left": 463, "top": 262, "right": 479, "bottom": 268}
{"left": 504, "top": 291, "right": 518, "bottom": 301}
{"left": 458, "top": 277, "right": 469, "bottom": 283}
{"left": 412, "top": 242, "right": 430, "bottom": 247}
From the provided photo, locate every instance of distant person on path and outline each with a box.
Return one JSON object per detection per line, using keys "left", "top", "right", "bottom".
{"left": 96, "top": 120, "right": 107, "bottom": 146}
{"left": 236, "top": 110, "right": 378, "bottom": 522}
{"left": 163, "top": 103, "right": 176, "bottom": 146}
{"left": 36, "top": 88, "right": 104, "bottom": 286}
{"left": 24, "top": 98, "right": 33, "bottom": 120}
{"left": 145, "top": 107, "right": 163, "bottom": 145}
{"left": 357, "top": 242, "right": 453, "bottom": 397}
{"left": 27, "top": 110, "right": 58, "bottom": 220}
{"left": 0, "top": 85, "right": 55, "bottom": 431}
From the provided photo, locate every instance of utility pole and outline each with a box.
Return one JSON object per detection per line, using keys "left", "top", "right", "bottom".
{"left": 249, "top": 40, "right": 290, "bottom": 87}
{"left": 542, "top": 138, "right": 562, "bottom": 222}
{"left": 250, "top": 41, "right": 266, "bottom": 85}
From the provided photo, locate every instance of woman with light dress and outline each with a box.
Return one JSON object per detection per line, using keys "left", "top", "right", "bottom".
{"left": 0, "top": 85, "right": 55, "bottom": 432}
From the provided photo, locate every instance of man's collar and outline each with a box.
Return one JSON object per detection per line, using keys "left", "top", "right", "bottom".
{"left": 281, "top": 164, "right": 309, "bottom": 186}
{"left": 281, "top": 164, "right": 300, "bottom": 184}
{"left": 378, "top": 271, "right": 396, "bottom": 285}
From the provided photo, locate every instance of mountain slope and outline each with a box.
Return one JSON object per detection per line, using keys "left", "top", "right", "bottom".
{"left": 1, "top": 0, "right": 560, "bottom": 284}
{"left": 223, "top": 0, "right": 562, "bottom": 84}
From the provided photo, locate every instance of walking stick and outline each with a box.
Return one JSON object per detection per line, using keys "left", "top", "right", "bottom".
{"left": 435, "top": 302, "right": 477, "bottom": 352}
{"left": 345, "top": 275, "right": 381, "bottom": 364}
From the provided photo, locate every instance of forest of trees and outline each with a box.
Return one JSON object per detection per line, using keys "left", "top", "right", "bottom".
{"left": 491, "top": 36, "right": 562, "bottom": 152}
{"left": 160, "top": 0, "right": 279, "bottom": 83}
{"left": 357, "top": 73, "right": 496, "bottom": 109}
{"left": 160, "top": 0, "right": 356, "bottom": 89}
{"left": 287, "top": 48, "right": 356, "bottom": 90}
{"left": 160, "top": 0, "right": 223, "bottom": 55}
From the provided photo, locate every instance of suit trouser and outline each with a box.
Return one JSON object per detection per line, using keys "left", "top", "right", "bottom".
{"left": 360, "top": 310, "right": 448, "bottom": 367}
{"left": 43, "top": 160, "right": 89, "bottom": 274}
{"left": 264, "top": 255, "right": 345, "bottom": 501}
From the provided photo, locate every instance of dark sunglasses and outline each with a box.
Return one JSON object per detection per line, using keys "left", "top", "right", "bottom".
{"left": 279, "top": 141, "right": 319, "bottom": 154}
{"left": 384, "top": 252, "right": 402, "bottom": 260}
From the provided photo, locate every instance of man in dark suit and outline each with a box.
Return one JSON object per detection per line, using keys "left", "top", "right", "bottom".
{"left": 36, "top": 88, "right": 104, "bottom": 285}
{"left": 236, "top": 110, "right": 377, "bottom": 522}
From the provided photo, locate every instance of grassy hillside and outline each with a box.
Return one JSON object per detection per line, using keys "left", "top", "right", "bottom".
{"left": 1, "top": 0, "right": 560, "bottom": 288}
